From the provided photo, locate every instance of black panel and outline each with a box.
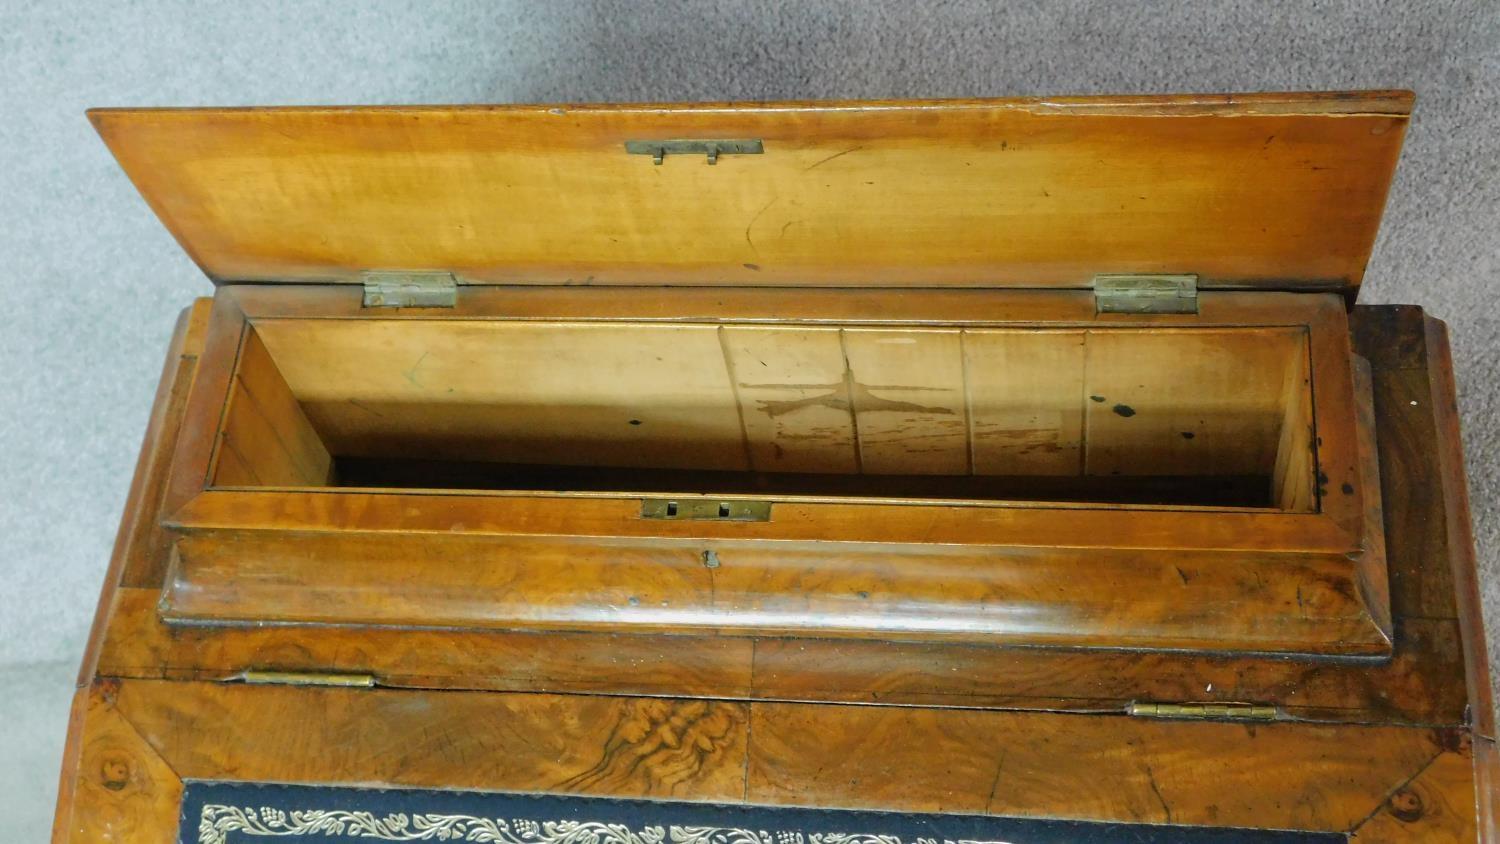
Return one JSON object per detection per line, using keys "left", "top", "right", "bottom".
{"left": 180, "top": 781, "right": 1343, "bottom": 844}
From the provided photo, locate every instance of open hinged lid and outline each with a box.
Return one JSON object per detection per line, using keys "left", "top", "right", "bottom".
{"left": 90, "top": 91, "right": 1411, "bottom": 295}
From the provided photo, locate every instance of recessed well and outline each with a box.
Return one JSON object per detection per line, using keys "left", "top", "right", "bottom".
{"left": 209, "top": 319, "right": 1317, "bottom": 511}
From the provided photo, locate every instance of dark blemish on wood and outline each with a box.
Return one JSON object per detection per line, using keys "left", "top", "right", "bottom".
{"left": 1175, "top": 567, "right": 1191, "bottom": 585}
{"left": 747, "top": 379, "right": 956, "bottom": 418}
{"left": 744, "top": 198, "right": 777, "bottom": 253}
{"left": 402, "top": 351, "right": 430, "bottom": 387}
{"left": 1296, "top": 586, "right": 1304, "bottom": 612}
{"left": 743, "top": 263, "right": 760, "bottom": 271}
{"left": 1262, "top": 134, "right": 1276, "bottom": 147}
{"left": 777, "top": 429, "right": 855, "bottom": 443}
{"left": 755, "top": 391, "right": 850, "bottom": 417}
{"left": 98, "top": 753, "right": 132, "bottom": 791}
{"left": 1387, "top": 788, "right": 1424, "bottom": 823}
{"left": 980, "top": 429, "right": 1049, "bottom": 440}
{"left": 1089, "top": 395, "right": 1106, "bottom": 403}
{"left": 347, "top": 398, "right": 385, "bottom": 418}
{"left": 1341, "top": 482, "right": 1355, "bottom": 495}
{"left": 1317, "top": 471, "right": 1329, "bottom": 485}
{"left": 805, "top": 145, "right": 863, "bottom": 170}
{"left": 626, "top": 596, "right": 640, "bottom": 607}
{"left": 1112, "top": 404, "right": 1136, "bottom": 417}
{"left": 984, "top": 751, "right": 1007, "bottom": 813}
{"left": 779, "top": 220, "right": 801, "bottom": 238}
{"left": 1180, "top": 431, "right": 1195, "bottom": 440}
{"left": 1143, "top": 763, "right": 1172, "bottom": 824}
{"left": 975, "top": 429, "right": 1063, "bottom": 454}
{"left": 629, "top": 419, "right": 642, "bottom": 426}
{"left": 1000, "top": 140, "right": 1008, "bottom": 150}
{"left": 1434, "top": 729, "right": 1471, "bottom": 755}
{"left": 857, "top": 591, "right": 869, "bottom": 600}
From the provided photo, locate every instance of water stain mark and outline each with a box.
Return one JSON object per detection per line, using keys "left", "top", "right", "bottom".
{"left": 748, "top": 378, "right": 956, "bottom": 419}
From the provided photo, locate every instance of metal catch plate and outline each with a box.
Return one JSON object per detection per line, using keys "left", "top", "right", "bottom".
{"left": 1093, "top": 273, "right": 1199, "bottom": 314}
{"left": 641, "top": 498, "right": 772, "bottom": 521}
{"left": 625, "top": 138, "right": 764, "bottom": 165}
{"left": 362, "top": 271, "right": 458, "bottom": 308}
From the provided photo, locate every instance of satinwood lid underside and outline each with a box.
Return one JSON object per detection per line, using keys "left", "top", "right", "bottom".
{"left": 89, "top": 91, "right": 1411, "bottom": 294}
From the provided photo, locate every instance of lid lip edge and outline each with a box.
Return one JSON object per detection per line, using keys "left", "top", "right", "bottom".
{"left": 81, "top": 90, "right": 1417, "bottom": 119}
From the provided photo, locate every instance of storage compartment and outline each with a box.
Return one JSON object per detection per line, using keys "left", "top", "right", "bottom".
{"left": 212, "top": 319, "right": 1317, "bottom": 511}
{"left": 97, "top": 93, "right": 1405, "bottom": 656}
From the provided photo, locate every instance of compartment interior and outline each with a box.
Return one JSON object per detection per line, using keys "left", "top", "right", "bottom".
{"left": 210, "top": 319, "right": 1318, "bottom": 511}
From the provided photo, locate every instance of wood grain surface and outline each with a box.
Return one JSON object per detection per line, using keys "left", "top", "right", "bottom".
{"left": 49, "top": 294, "right": 1495, "bottom": 840}
{"left": 83, "top": 307, "right": 1468, "bottom": 725}
{"left": 90, "top": 93, "right": 1408, "bottom": 290}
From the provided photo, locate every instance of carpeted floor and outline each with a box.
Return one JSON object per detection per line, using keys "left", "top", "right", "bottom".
{"left": 2, "top": 0, "right": 1496, "bottom": 834}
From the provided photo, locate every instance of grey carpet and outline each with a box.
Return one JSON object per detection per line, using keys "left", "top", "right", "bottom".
{"left": 0, "top": 1, "right": 1495, "bottom": 817}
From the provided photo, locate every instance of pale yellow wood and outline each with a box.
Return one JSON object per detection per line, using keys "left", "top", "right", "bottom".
{"left": 842, "top": 329, "right": 968, "bottom": 475}
{"left": 1083, "top": 328, "right": 1304, "bottom": 481}
{"left": 212, "top": 330, "right": 332, "bottom": 487}
{"left": 254, "top": 318, "right": 750, "bottom": 473}
{"left": 964, "top": 330, "right": 1087, "bottom": 476}
{"left": 219, "top": 314, "right": 1320, "bottom": 511}
{"left": 210, "top": 423, "right": 261, "bottom": 486}
{"left": 1273, "top": 339, "right": 1317, "bottom": 511}
{"left": 89, "top": 94, "right": 1411, "bottom": 292}
{"left": 720, "top": 326, "right": 857, "bottom": 474}
{"left": 235, "top": 330, "right": 332, "bottom": 482}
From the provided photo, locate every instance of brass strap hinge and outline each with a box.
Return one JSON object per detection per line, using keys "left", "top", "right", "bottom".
{"left": 362, "top": 271, "right": 458, "bottom": 308}
{"left": 238, "top": 669, "right": 376, "bottom": 688}
{"left": 1127, "top": 702, "right": 1278, "bottom": 722}
{"left": 1093, "top": 273, "right": 1199, "bottom": 314}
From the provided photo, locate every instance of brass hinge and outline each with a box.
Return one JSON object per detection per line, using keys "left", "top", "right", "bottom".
{"left": 238, "top": 669, "right": 376, "bottom": 688}
{"left": 625, "top": 138, "right": 764, "bottom": 165}
{"left": 1127, "top": 702, "right": 1278, "bottom": 722}
{"left": 362, "top": 271, "right": 458, "bottom": 308}
{"left": 1094, "top": 273, "right": 1199, "bottom": 314}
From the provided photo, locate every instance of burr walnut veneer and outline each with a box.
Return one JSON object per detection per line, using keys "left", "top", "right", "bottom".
{"left": 54, "top": 92, "right": 1497, "bottom": 841}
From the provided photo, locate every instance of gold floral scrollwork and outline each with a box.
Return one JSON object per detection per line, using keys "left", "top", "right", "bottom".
{"left": 196, "top": 806, "right": 1018, "bottom": 844}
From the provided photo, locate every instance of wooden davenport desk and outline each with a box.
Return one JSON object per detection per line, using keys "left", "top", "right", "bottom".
{"left": 56, "top": 92, "right": 1496, "bottom": 841}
